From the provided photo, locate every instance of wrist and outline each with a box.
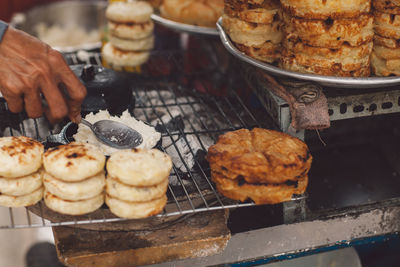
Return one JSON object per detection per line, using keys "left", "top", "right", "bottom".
{"left": 0, "top": 21, "right": 9, "bottom": 43}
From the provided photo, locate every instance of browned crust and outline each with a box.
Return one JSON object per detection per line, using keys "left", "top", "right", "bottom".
{"left": 281, "top": 39, "right": 372, "bottom": 76}
{"left": 374, "top": 11, "right": 400, "bottom": 40}
{"left": 206, "top": 128, "right": 312, "bottom": 184}
{"left": 282, "top": 13, "right": 374, "bottom": 49}
{"left": 281, "top": 3, "right": 370, "bottom": 20}
{"left": 224, "top": 0, "right": 280, "bottom": 23}
{"left": 212, "top": 172, "right": 308, "bottom": 204}
{"left": 373, "top": 0, "right": 400, "bottom": 15}
{"left": 280, "top": 0, "right": 371, "bottom": 19}
{"left": 280, "top": 56, "right": 371, "bottom": 77}
{"left": 371, "top": 52, "right": 400, "bottom": 76}
{"left": 235, "top": 42, "right": 281, "bottom": 63}
{"left": 374, "top": 34, "right": 400, "bottom": 49}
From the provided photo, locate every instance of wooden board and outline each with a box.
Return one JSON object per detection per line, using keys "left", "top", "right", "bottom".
{"left": 53, "top": 209, "right": 230, "bottom": 267}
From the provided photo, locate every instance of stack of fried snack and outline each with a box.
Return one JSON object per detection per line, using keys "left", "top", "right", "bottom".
{"left": 223, "top": 0, "right": 282, "bottom": 63}
{"left": 371, "top": 0, "right": 400, "bottom": 76}
{"left": 102, "top": 1, "right": 154, "bottom": 71}
{"left": 280, "top": 0, "right": 374, "bottom": 77}
{"left": 161, "top": 0, "right": 224, "bottom": 27}
{"left": 0, "top": 136, "right": 44, "bottom": 207}
{"left": 106, "top": 149, "right": 172, "bottom": 219}
{"left": 43, "top": 142, "right": 106, "bottom": 215}
{"left": 207, "top": 128, "right": 312, "bottom": 204}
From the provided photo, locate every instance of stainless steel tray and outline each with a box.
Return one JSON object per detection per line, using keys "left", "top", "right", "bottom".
{"left": 216, "top": 18, "right": 400, "bottom": 89}
{"left": 152, "top": 14, "right": 219, "bottom": 36}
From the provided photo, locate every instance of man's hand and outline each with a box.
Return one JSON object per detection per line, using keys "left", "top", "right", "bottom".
{"left": 0, "top": 26, "right": 87, "bottom": 123}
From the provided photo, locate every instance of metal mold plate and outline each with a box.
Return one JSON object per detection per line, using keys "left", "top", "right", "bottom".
{"left": 152, "top": 14, "right": 219, "bottom": 36}
{"left": 216, "top": 18, "right": 400, "bottom": 89}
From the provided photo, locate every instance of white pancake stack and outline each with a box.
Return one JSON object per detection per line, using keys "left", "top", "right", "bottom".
{"left": 371, "top": 0, "right": 400, "bottom": 76}
{"left": 106, "top": 149, "right": 172, "bottom": 219}
{"left": 0, "top": 136, "right": 44, "bottom": 207}
{"left": 102, "top": 1, "right": 155, "bottom": 70}
{"left": 43, "top": 142, "right": 106, "bottom": 215}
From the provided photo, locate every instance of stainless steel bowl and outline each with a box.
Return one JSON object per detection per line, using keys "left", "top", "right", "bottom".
{"left": 10, "top": 0, "right": 107, "bottom": 53}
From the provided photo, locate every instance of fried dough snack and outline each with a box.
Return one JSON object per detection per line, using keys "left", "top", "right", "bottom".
{"left": 212, "top": 171, "right": 308, "bottom": 204}
{"left": 207, "top": 128, "right": 312, "bottom": 184}
{"left": 282, "top": 13, "right": 374, "bottom": 49}
{"left": 160, "top": 0, "right": 224, "bottom": 27}
{"left": 224, "top": 0, "right": 280, "bottom": 24}
{"left": 222, "top": 14, "right": 282, "bottom": 46}
{"left": 373, "top": 0, "right": 400, "bottom": 14}
{"left": 281, "top": 0, "right": 371, "bottom": 19}
{"left": 374, "top": 11, "right": 400, "bottom": 40}
{"left": 282, "top": 39, "right": 372, "bottom": 72}
{"left": 235, "top": 41, "right": 281, "bottom": 63}
{"left": 371, "top": 52, "right": 400, "bottom": 76}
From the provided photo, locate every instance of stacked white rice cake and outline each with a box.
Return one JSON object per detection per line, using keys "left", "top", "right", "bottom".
{"left": 280, "top": 0, "right": 374, "bottom": 77}
{"left": 43, "top": 142, "right": 106, "bottom": 215}
{"left": 371, "top": 0, "right": 400, "bottom": 76}
{"left": 0, "top": 136, "right": 44, "bottom": 207}
{"left": 223, "top": 0, "right": 283, "bottom": 63}
{"left": 102, "top": 1, "right": 154, "bottom": 70}
{"left": 106, "top": 149, "right": 172, "bottom": 219}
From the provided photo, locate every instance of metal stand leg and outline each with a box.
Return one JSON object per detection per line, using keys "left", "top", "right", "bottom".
{"left": 283, "top": 197, "right": 307, "bottom": 224}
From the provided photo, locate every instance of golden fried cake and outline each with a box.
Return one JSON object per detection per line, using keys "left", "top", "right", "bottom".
{"left": 235, "top": 41, "right": 281, "bottom": 63}
{"left": 281, "top": 0, "right": 371, "bottom": 19}
{"left": 282, "top": 13, "right": 374, "bottom": 49}
{"left": 207, "top": 128, "right": 312, "bottom": 184}
{"left": 224, "top": 0, "right": 280, "bottom": 24}
{"left": 282, "top": 39, "right": 372, "bottom": 73}
{"left": 374, "top": 34, "right": 400, "bottom": 49}
{"left": 371, "top": 52, "right": 400, "bottom": 76}
{"left": 281, "top": 57, "right": 371, "bottom": 77}
{"left": 374, "top": 11, "right": 400, "bottom": 40}
{"left": 222, "top": 14, "right": 282, "bottom": 46}
{"left": 0, "top": 136, "right": 44, "bottom": 178}
{"left": 212, "top": 171, "right": 308, "bottom": 204}
{"left": 160, "top": 0, "right": 224, "bottom": 27}
{"left": 373, "top": 0, "right": 400, "bottom": 14}
{"left": 373, "top": 44, "right": 400, "bottom": 60}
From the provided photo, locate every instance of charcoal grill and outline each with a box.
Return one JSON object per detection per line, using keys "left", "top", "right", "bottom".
{"left": 0, "top": 33, "right": 400, "bottom": 266}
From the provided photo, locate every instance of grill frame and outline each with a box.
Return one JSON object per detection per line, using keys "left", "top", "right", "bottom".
{"left": 0, "top": 51, "right": 305, "bottom": 229}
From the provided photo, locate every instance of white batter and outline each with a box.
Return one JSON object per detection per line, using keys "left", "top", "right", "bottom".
{"left": 73, "top": 110, "right": 161, "bottom": 155}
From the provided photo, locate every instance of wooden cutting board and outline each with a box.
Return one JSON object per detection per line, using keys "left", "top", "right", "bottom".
{"left": 53, "top": 209, "right": 230, "bottom": 267}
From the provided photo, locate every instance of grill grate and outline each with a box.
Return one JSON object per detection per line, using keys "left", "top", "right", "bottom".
{"left": 0, "top": 51, "right": 304, "bottom": 229}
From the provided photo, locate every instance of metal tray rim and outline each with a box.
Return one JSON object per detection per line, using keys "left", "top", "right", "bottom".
{"left": 151, "top": 14, "right": 219, "bottom": 36}
{"left": 216, "top": 18, "right": 400, "bottom": 89}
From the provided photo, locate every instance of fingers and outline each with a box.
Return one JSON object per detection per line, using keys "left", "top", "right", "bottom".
{"left": 2, "top": 93, "right": 23, "bottom": 113}
{"left": 39, "top": 76, "right": 68, "bottom": 124}
{"left": 23, "top": 90, "right": 43, "bottom": 118}
{"left": 50, "top": 51, "right": 86, "bottom": 122}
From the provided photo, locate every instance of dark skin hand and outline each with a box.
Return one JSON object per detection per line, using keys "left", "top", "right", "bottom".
{"left": 0, "top": 26, "right": 87, "bottom": 123}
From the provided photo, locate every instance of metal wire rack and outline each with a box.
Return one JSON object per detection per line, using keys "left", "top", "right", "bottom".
{"left": 0, "top": 50, "right": 305, "bottom": 229}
